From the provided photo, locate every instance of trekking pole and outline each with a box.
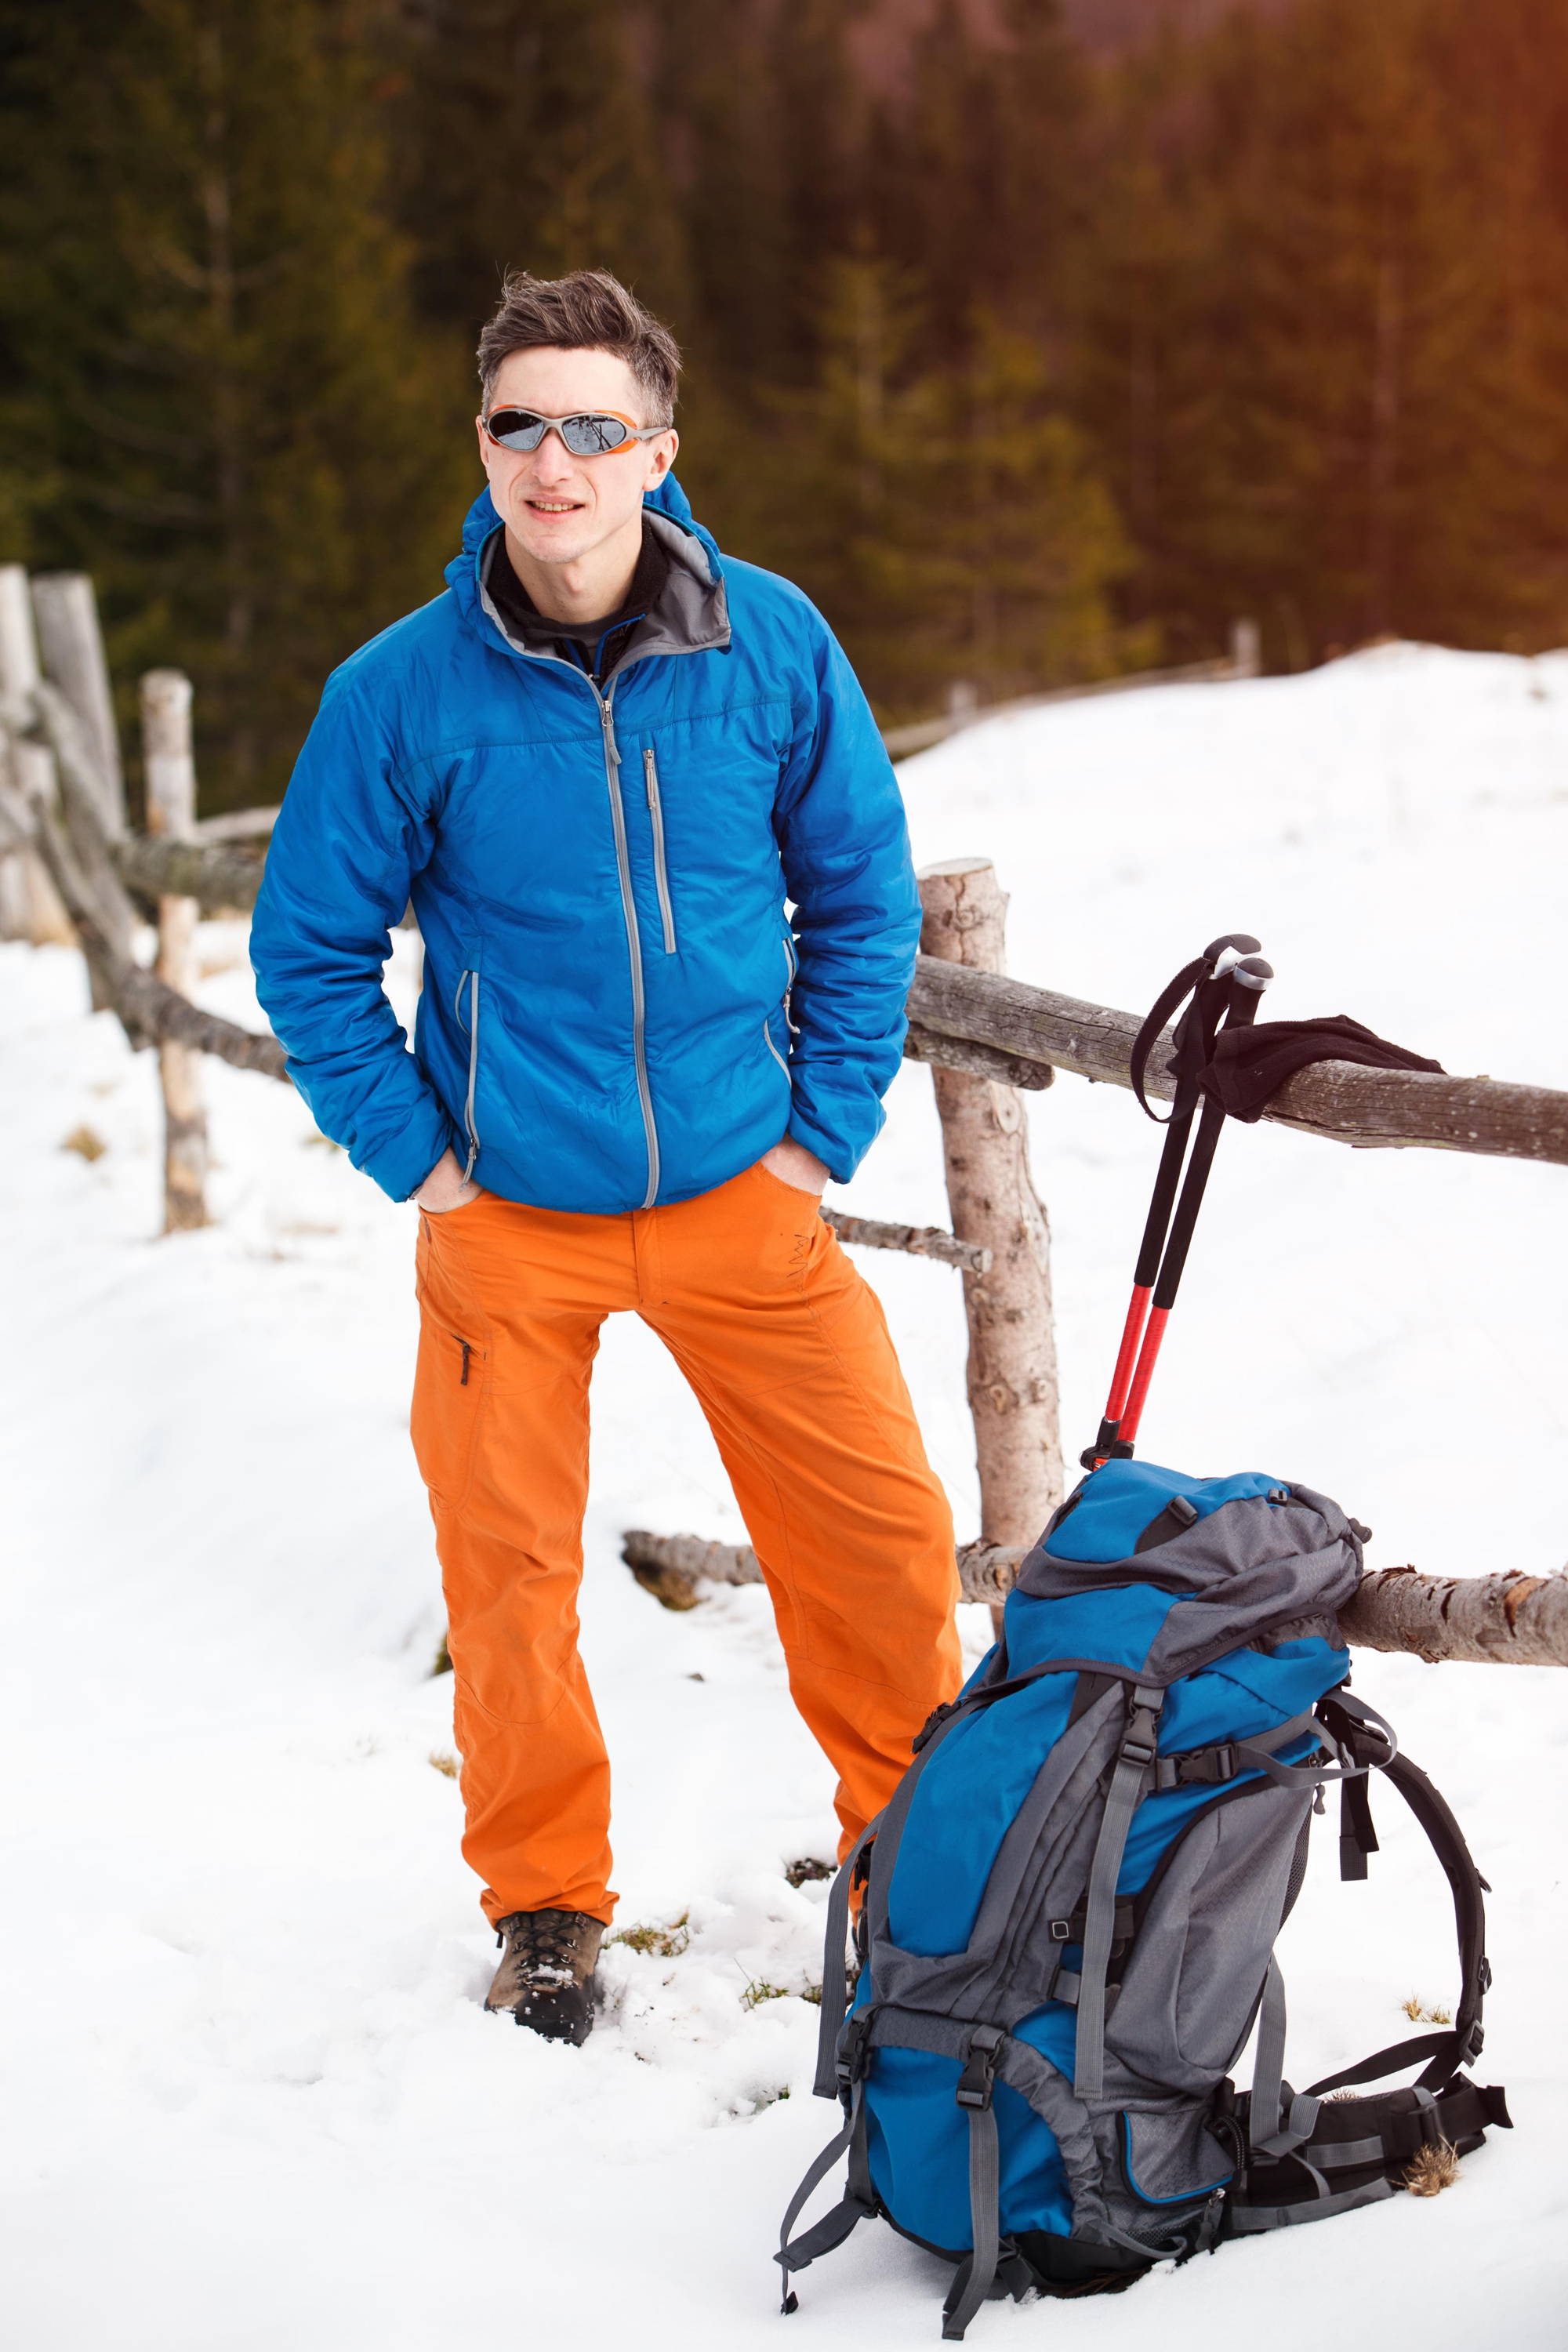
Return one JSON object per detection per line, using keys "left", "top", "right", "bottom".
{"left": 1114, "top": 952, "right": 1272, "bottom": 1452}
{"left": 1084, "top": 935, "right": 1261, "bottom": 1470}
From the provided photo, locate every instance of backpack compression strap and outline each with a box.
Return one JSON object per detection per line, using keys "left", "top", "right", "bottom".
{"left": 1073, "top": 1685, "right": 1165, "bottom": 2100}
{"left": 941, "top": 2026, "right": 1007, "bottom": 2342}
{"left": 775, "top": 2068, "right": 875, "bottom": 2314}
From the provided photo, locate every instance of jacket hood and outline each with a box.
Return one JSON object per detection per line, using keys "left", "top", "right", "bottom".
{"left": 445, "top": 471, "right": 723, "bottom": 605}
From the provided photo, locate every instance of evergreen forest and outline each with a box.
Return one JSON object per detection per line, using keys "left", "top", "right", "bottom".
{"left": 2, "top": 0, "right": 1566, "bottom": 813}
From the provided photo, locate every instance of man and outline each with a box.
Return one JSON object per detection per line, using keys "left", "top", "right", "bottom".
{"left": 249, "top": 268, "right": 962, "bottom": 2046}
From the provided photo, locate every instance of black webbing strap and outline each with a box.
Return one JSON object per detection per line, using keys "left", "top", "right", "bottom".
{"left": 1340, "top": 1769, "right": 1379, "bottom": 1881}
{"left": 1305, "top": 2030, "right": 1456, "bottom": 2101}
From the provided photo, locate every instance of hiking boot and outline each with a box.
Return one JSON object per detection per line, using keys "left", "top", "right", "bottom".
{"left": 485, "top": 1907, "right": 604, "bottom": 2045}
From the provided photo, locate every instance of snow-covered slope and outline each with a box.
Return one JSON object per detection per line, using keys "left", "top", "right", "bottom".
{"left": 2, "top": 644, "right": 1565, "bottom": 2349}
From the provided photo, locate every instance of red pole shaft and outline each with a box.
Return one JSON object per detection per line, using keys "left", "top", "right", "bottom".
{"left": 1118, "top": 1305, "right": 1171, "bottom": 1446}
{"left": 1104, "top": 1283, "right": 1152, "bottom": 1425}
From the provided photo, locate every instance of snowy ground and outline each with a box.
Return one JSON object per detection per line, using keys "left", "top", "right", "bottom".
{"left": 3, "top": 643, "right": 1566, "bottom": 2348}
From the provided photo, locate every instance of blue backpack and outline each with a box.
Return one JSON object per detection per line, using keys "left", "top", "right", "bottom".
{"left": 777, "top": 1457, "right": 1509, "bottom": 2337}
{"left": 777, "top": 942, "right": 1511, "bottom": 2337}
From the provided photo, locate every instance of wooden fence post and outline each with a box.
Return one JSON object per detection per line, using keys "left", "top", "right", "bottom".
{"left": 30, "top": 573, "right": 124, "bottom": 840}
{"left": 141, "top": 670, "right": 209, "bottom": 1232}
{"left": 0, "top": 566, "right": 75, "bottom": 949}
{"left": 31, "top": 572, "right": 125, "bottom": 1010}
{"left": 918, "top": 858, "right": 1062, "bottom": 1631}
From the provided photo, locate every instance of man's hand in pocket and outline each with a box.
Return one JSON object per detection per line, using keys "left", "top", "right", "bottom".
{"left": 760, "top": 1138, "right": 829, "bottom": 1196}
{"left": 415, "top": 1146, "right": 485, "bottom": 1214}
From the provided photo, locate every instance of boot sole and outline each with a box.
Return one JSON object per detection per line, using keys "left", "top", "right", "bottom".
{"left": 488, "top": 1971, "right": 601, "bottom": 2045}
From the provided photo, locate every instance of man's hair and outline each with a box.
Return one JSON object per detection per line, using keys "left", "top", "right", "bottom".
{"left": 476, "top": 269, "right": 681, "bottom": 425}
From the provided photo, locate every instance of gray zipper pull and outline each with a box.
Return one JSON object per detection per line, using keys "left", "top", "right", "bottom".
{"left": 599, "top": 698, "right": 620, "bottom": 767}
{"left": 644, "top": 746, "right": 658, "bottom": 811}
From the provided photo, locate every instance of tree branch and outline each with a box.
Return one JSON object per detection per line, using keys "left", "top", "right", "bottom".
{"left": 820, "top": 1207, "right": 991, "bottom": 1273}
{"left": 623, "top": 1529, "right": 1568, "bottom": 1664}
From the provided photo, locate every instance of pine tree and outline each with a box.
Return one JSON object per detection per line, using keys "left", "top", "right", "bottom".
{"left": 924, "top": 312, "right": 1145, "bottom": 704}
{"left": 0, "top": 0, "right": 470, "bottom": 811}
{"left": 867, "top": 0, "right": 1090, "bottom": 358}
{"left": 385, "top": 0, "right": 689, "bottom": 343}
{"left": 732, "top": 257, "right": 1133, "bottom": 720}
{"left": 721, "top": 253, "right": 952, "bottom": 716}
{"left": 1071, "top": 0, "right": 1568, "bottom": 665}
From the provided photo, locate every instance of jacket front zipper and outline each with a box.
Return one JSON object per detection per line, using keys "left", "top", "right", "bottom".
{"left": 597, "top": 686, "right": 662, "bottom": 1208}
{"left": 472, "top": 554, "right": 666, "bottom": 1212}
{"left": 453, "top": 966, "right": 481, "bottom": 1181}
{"left": 643, "top": 747, "right": 677, "bottom": 953}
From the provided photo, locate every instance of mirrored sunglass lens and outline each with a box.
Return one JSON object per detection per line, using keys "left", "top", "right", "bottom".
{"left": 562, "top": 413, "right": 630, "bottom": 454}
{"left": 488, "top": 411, "right": 546, "bottom": 449}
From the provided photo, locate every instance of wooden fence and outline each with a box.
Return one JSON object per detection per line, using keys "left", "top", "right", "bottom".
{"left": 1, "top": 564, "right": 1563, "bottom": 1667}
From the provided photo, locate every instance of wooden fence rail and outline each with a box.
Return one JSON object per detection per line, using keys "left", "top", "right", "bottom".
{"left": 621, "top": 1530, "right": 1568, "bottom": 1668}
{"left": 906, "top": 956, "right": 1568, "bottom": 1167}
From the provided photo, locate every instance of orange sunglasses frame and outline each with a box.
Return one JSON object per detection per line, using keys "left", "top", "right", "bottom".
{"left": 481, "top": 407, "right": 670, "bottom": 457}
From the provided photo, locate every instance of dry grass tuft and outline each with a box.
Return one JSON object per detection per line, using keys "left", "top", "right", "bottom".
{"left": 1401, "top": 1994, "right": 1453, "bottom": 2024}
{"left": 1403, "top": 2139, "right": 1461, "bottom": 2196}
{"left": 427, "top": 1750, "right": 459, "bottom": 1778}
{"left": 609, "top": 1912, "right": 691, "bottom": 1959}
{"left": 61, "top": 1123, "right": 107, "bottom": 1162}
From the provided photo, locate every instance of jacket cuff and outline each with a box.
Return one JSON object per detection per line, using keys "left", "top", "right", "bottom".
{"left": 364, "top": 1105, "right": 460, "bottom": 1206}
{"left": 785, "top": 1105, "right": 866, "bottom": 1189}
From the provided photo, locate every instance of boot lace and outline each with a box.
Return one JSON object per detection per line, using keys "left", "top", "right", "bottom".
{"left": 500, "top": 1909, "right": 583, "bottom": 1989}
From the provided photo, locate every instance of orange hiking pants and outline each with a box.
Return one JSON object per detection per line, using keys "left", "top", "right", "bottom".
{"left": 409, "top": 1158, "right": 963, "bottom": 1927}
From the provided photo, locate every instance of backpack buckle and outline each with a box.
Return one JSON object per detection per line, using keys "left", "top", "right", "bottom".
{"left": 1120, "top": 1705, "right": 1160, "bottom": 1768}
{"left": 912, "top": 1700, "right": 957, "bottom": 1755}
{"left": 1171, "top": 1740, "right": 1235, "bottom": 1785}
{"left": 835, "top": 2014, "right": 872, "bottom": 2089}
{"left": 955, "top": 2025, "right": 1005, "bottom": 2111}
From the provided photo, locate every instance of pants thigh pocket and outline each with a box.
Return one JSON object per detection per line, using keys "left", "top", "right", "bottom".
{"left": 411, "top": 1304, "right": 490, "bottom": 1515}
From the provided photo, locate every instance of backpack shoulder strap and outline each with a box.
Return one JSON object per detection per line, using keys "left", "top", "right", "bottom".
{"left": 1305, "top": 1737, "right": 1491, "bottom": 2095}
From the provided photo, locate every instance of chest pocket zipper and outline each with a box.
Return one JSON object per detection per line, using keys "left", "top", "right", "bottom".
{"left": 764, "top": 932, "right": 796, "bottom": 1085}
{"left": 644, "top": 747, "right": 677, "bottom": 953}
{"left": 453, "top": 964, "right": 481, "bottom": 1181}
{"left": 782, "top": 931, "right": 800, "bottom": 1034}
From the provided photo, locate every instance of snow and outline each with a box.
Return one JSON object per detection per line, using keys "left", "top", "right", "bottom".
{"left": 3, "top": 641, "right": 1566, "bottom": 2349}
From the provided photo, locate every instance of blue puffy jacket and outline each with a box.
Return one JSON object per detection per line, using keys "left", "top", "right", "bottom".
{"left": 249, "top": 475, "right": 922, "bottom": 1214}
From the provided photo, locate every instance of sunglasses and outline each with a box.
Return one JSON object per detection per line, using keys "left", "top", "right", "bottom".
{"left": 482, "top": 407, "right": 669, "bottom": 457}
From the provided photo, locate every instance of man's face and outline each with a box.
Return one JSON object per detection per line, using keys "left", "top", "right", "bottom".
{"left": 476, "top": 346, "right": 677, "bottom": 570}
